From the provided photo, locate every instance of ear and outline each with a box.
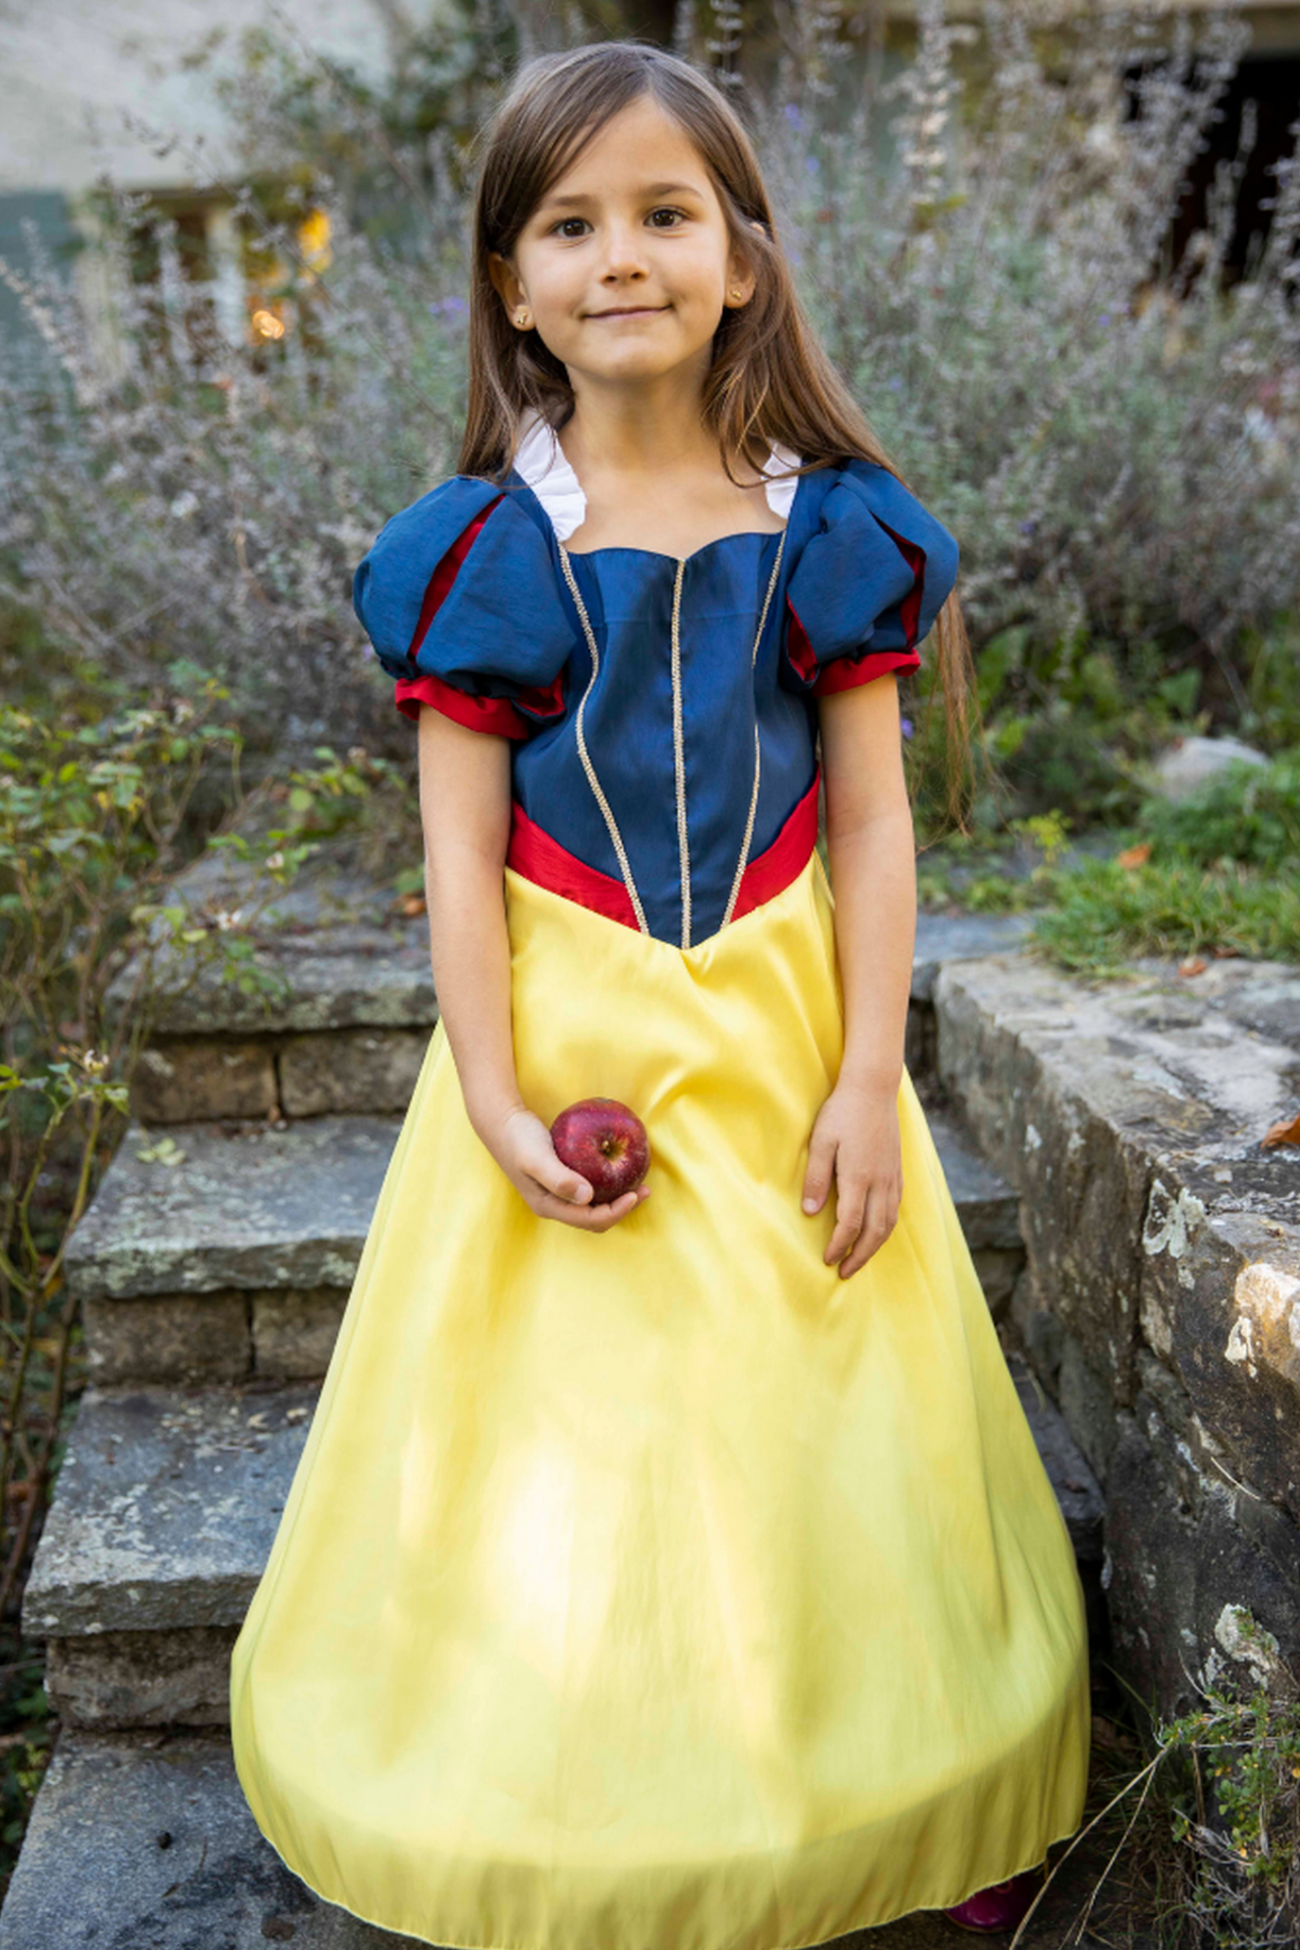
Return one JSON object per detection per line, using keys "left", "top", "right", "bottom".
{"left": 488, "top": 250, "right": 526, "bottom": 312}
{"left": 726, "top": 219, "right": 767, "bottom": 306}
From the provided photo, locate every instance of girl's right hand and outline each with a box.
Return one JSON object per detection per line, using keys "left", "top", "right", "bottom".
{"left": 483, "top": 1104, "right": 651, "bottom": 1231}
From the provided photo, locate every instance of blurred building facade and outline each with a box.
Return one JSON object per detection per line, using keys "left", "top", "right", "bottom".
{"left": 2, "top": 0, "right": 1298, "bottom": 379}
{"left": 0, "top": 0, "right": 394, "bottom": 372}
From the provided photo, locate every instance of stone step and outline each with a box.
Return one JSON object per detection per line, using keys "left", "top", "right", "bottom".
{"left": 24, "top": 1352, "right": 1102, "bottom": 1733}
{"left": 110, "top": 848, "right": 438, "bottom": 1044}
{"left": 0, "top": 1728, "right": 410, "bottom": 1948}
{"left": 110, "top": 838, "right": 438, "bottom": 1125}
{"left": 24, "top": 1382, "right": 314, "bottom": 1728}
{"left": 0, "top": 1717, "right": 1145, "bottom": 1950}
{"left": 925, "top": 1106, "right": 1025, "bottom": 1316}
{"left": 67, "top": 1117, "right": 400, "bottom": 1385}
{"left": 133, "top": 1026, "right": 431, "bottom": 1124}
{"left": 905, "top": 913, "right": 1036, "bottom": 1073}
{"left": 69, "top": 1106, "right": 1024, "bottom": 1387}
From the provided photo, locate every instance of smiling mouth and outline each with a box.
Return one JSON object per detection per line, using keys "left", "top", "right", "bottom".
{"left": 590, "top": 306, "right": 668, "bottom": 318}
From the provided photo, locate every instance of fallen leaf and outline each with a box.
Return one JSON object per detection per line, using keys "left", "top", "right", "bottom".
{"left": 1212, "top": 943, "right": 1240, "bottom": 958}
{"left": 1178, "top": 956, "right": 1207, "bottom": 977}
{"left": 1261, "top": 1111, "right": 1300, "bottom": 1150}
{"left": 1117, "top": 842, "right": 1151, "bottom": 869}
{"left": 397, "top": 893, "right": 426, "bottom": 918}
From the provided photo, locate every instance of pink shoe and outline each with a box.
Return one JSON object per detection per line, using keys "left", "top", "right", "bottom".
{"left": 943, "top": 1866, "right": 1042, "bottom": 1933}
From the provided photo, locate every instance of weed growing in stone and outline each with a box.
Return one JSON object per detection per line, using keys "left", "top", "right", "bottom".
{"left": 1008, "top": 1651, "right": 1300, "bottom": 1947}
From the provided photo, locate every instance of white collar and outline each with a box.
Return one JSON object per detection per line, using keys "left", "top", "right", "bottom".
{"left": 512, "top": 406, "right": 802, "bottom": 541}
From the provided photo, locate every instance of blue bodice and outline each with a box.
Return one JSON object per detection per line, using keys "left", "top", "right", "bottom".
{"left": 520, "top": 531, "right": 812, "bottom": 945}
{"left": 351, "top": 437, "right": 960, "bottom": 949}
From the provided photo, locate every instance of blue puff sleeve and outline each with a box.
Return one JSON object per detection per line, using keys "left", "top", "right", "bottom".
{"left": 781, "top": 457, "right": 960, "bottom": 697}
{"left": 351, "top": 477, "right": 575, "bottom": 737}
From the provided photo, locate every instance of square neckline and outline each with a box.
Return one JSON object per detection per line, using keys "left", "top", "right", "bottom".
{"left": 509, "top": 409, "right": 807, "bottom": 571}
{"left": 562, "top": 521, "right": 793, "bottom": 569}
{"left": 524, "top": 466, "right": 807, "bottom": 572}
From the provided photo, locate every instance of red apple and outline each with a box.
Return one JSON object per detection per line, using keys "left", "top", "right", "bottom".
{"left": 550, "top": 1097, "right": 651, "bottom": 1205}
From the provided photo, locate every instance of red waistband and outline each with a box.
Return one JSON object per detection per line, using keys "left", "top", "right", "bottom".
{"left": 505, "top": 768, "right": 821, "bottom": 936}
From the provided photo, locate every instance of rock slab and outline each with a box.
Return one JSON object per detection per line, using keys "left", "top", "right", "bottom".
{"left": 0, "top": 1723, "right": 1152, "bottom": 1950}
{"left": 0, "top": 1730, "right": 413, "bottom": 1949}
{"left": 23, "top": 1383, "right": 317, "bottom": 1643}
{"left": 65, "top": 1117, "right": 400, "bottom": 1302}
{"left": 935, "top": 946, "right": 1300, "bottom": 1714}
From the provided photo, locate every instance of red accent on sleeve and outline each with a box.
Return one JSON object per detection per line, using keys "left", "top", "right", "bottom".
{"left": 786, "top": 512, "right": 927, "bottom": 690}
{"left": 395, "top": 492, "right": 569, "bottom": 735}
{"left": 784, "top": 598, "right": 819, "bottom": 683}
{"left": 512, "top": 670, "right": 567, "bottom": 725}
{"left": 407, "top": 494, "right": 505, "bottom": 664}
{"left": 395, "top": 671, "right": 530, "bottom": 737}
{"left": 873, "top": 518, "right": 926, "bottom": 652}
{"left": 811, "top": 648, "right": 921, "bottom": 696}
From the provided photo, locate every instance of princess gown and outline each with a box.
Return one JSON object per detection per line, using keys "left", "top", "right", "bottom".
{"left": 229, "top": 409, "right": 1090, "bottom": 1949}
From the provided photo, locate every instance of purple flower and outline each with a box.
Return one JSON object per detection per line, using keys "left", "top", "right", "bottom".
{"left": 900, "top": 716, "right": 914, "bottom": 740}
{"left": 785, "top": 103, "right": 804, "bottom": 129}
{"left": 1098, "top": 312, "right": 1110, "bottom": 326}
{"left": 888, "top": 376, "right": 903, "bottom": 392}
{"left": 430, "top": 295, "right": 468, "bottom": 317}
{"left": 1018, "top": 518, "right": 1036, "bottom": 533}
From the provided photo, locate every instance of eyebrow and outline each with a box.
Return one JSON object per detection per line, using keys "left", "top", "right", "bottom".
{"left": 538, "top": 180, "right": 705, "bottom": 209}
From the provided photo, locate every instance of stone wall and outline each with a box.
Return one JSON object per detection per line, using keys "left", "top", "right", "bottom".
{"left": 934, "top": 948, "right": 1300, "bottom": 1719}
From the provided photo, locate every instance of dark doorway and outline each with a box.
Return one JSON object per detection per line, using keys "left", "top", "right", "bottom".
{"left": 1124, "top": 52, "right": 1300, "bottom": 286}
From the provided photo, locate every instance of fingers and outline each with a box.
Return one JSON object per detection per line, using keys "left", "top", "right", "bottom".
{"left": 836, "top": 1178, "right": 900, "bottom": 1279}
{"left": 802, "top": 1127, "right": 837, "bottom": 1216}
{"left": 823, "top": 1169, "right": 867, "bottom": 1269}
{"left": 507, "top": 1118, "right": 596, "bottom": 1206}
{"left": 499, "top": 1109, "right": 651, "bottom": 1232}
{"left": 823, "top": 1173, "right": 901, "bottom": 1277}
{"left": 528, "top": 1181, "right": 651, "bottom": 1232}
{"left": 532, "top": 1149, "right": 596, "bottom": 1207}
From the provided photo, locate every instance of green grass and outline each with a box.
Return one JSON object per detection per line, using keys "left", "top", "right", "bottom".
{"left": 1027, "top": 856, "right": 1300, "bottom": 975}
{"left": 915, "top": 756, "right": 1300, "bottom": 975}
{"left": 1137, "top": 755, "right": 1300, "bottom": 872}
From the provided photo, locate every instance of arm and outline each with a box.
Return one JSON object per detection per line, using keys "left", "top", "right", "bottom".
{"left": 416, "top": 706, "right": 648, "bottom": 1230}
{"left": 800, "top": 673, "right": 915, "bottom": 1277}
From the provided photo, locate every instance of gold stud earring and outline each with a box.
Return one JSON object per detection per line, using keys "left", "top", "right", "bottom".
{"left": 516, "top": 309, "right": 531, "bottom": 327}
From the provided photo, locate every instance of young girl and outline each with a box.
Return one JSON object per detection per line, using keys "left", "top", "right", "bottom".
{"left": 230, "top": 40, "right": 1090, "bottom": 1946}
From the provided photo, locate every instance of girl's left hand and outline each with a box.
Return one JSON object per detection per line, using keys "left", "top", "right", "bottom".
{"left": 801, "top": 1081, "right": 903, "bottom": 1278}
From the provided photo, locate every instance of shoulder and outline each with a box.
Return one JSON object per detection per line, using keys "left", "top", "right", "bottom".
{"left": 356, "top": 473, "right": 561, "bottom": 659}
{"left": 352, "top": 475, "right": 550, "bottom": 613}
{"left": 351, "top": 473, "right": 572, "bottom": 685}
{"left": 781, "top": 455, "right": 960, "bottom": 685}
{"left": 808, "top": 455, "right": 959, "bottom": 578}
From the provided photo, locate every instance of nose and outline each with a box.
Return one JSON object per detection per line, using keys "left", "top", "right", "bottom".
{"left": 596, "top": 215, "right": 652, "bottom": 285}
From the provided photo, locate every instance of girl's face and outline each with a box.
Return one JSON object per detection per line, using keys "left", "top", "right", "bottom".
{"left": 489, "top": 95, "right": 757, "bottom": 396}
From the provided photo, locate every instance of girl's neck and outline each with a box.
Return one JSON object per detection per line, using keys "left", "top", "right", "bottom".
{"left": 558, "top": 386, "right": 758, "bottom": 487}
{"left": 550, "top": 417, "right": 786, "bottom": 559}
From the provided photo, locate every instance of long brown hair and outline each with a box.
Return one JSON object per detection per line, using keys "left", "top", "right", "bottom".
{"left": 458, "top": 39, "right": 979, "bottom": 831}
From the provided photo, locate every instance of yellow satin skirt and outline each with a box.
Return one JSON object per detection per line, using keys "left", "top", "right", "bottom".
{"left": 230, "top": 849, "right": 1090, "bottom": 1950}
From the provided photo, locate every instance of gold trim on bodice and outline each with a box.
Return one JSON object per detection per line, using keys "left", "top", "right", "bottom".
{"left": 557, "top": 535, "right": 787, "bottom": 948}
